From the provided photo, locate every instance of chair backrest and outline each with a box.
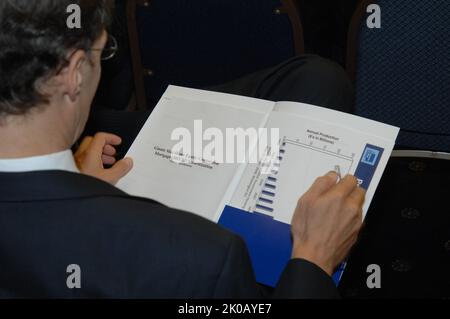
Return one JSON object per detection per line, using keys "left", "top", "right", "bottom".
{"left": 347, "top": 1, "right": 450, "bottom": 152}
{"left": 127, "top": 0, "right": 304, "bottom": 109}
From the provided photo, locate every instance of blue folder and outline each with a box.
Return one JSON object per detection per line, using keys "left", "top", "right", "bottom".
{"left": 218, "top": 205, "right": 345, "bottom": 287}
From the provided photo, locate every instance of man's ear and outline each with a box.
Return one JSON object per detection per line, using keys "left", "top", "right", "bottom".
{"left": 62, "top": 50, "right": 86, "bottom": 103}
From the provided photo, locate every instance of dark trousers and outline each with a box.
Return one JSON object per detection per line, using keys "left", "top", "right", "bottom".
{"left": 85, "top": 55, "right": 353, "bottom": 158}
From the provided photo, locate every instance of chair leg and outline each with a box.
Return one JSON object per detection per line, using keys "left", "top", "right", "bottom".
{"left": 281, "top": 0, "right": 305, "bottom": 55}
{"left": 126, "top": 0, "right": 148, "bottom": 110}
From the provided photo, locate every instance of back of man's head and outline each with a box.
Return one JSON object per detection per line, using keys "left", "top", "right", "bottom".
{"left": 0, "top": 0, "right": 112, "bottom": 117}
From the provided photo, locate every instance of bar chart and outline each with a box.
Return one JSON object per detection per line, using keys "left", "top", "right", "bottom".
{"left": 253, "top": 137, "right": 355, "bottom": 223}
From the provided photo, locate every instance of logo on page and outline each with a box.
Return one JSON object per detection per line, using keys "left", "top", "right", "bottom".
{"left": 361, "top": 147, "right": 380, "bottom": 166}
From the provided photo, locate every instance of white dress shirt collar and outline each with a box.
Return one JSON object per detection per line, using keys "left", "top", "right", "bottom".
{"left": 0, "top": 150, "right": 79, "bottom": 173}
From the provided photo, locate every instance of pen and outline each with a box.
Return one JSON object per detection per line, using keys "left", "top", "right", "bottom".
{"left": 334, "top": 165, "right": 342, "bottom": 182}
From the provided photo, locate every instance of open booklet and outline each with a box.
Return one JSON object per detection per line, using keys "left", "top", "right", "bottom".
{"left": 117, "top": 85, "right": 399, "bottom": 287}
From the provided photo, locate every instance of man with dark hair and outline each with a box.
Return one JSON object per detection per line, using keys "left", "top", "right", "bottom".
{"left": 0, "top": 0, "right": 365, "bottom": 298}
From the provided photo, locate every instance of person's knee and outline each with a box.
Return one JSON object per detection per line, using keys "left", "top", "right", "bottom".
{"left": 303, "top": 56, "right": 350, "bottom": 89}
{"left": 298, "top": 55, "right": 354, "bottom": 112}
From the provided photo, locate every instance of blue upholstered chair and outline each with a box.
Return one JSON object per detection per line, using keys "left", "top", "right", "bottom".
{"left": 340, "top": 1, "right": 450, "bottom": 299}
{"left": 347, "top": 0, "right": 450, "bottom": 152}
{"left": 126, "top": 0, "right": 304, "bottom": 109}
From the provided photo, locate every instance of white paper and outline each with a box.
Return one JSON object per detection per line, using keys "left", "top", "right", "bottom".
{"left": 229, "top": 107, "right": 398, "bottom": 224}
{"left": 118, "top": 86, "right": 399, "bottom": 224}
{"left": 117, "top": 86, "right": 274, "bottom": 220}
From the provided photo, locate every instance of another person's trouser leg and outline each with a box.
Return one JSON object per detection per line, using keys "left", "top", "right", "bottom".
{"left": 84, "top": 55, "right": 353, "bottom": 157}
{"left": 211, "top": 55, "right": 353, "bottom": 112}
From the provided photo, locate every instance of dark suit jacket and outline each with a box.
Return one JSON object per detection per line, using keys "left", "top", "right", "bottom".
{"left": 0, "top": 171, "right": 339, "bottom": 298}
